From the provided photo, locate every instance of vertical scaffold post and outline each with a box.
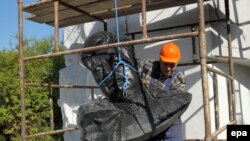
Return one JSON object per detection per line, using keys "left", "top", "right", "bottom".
{"left": 54, "top": 0, "right": 59, "bottom": 52}
{"left": 224, "top": 0, "right": 236, "bottom": 123}
{"left": 141, "top": 0, "right": 148, "bottom": 38}
{"left": 197, "top": 0, "right": 212, "bottom": 140}
{"left": 213, "top": 74, "right": 220, "bottom": 140}
{"left": 18, "top": 0, "right": 26, "bottom": 140}
{"left": 49, "top": 84, "right": 55, "bottom": 131}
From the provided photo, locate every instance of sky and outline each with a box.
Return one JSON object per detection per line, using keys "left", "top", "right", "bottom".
{"left": 0, "top": 0, "right": 63, "bottom": 50}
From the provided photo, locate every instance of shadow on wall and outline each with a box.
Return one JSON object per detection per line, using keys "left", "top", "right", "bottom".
{"left": 181, "top": 63, "right": 250, "bottom": 138}
{"left": 208, "top": 1, "right": 247, "bottom": 58}
{"left": 64, "top": 21, "right": 105, "bottom": 47}
{"left": 144, "top": 4, "right": 230, "bottom": 32}
{"left": 63, "top": 25, "right": 86, "bottom": 45}
{"left": 143, "top": 3, "right": 245, "bottom": 58}
{"left": 64, "top": 43, "right": 83, "bottom": 66}
{"left": 146, "top": 5, "right": 201, "bottom": 30}
{"left": 180, "top": 65, "right": 227, "bottom": 139}
{"left": 180, "top": 66, "right": 206, "bottom": 139}
{"left": 210, "top": 23, "right": 244, "bottom": 57}
{"left": 216, "top": 63, "right": 250, "bottom": 124}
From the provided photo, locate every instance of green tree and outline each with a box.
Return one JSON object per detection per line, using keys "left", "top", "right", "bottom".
{"left": 0, "top": 36, "right": 65, "bottom": 140}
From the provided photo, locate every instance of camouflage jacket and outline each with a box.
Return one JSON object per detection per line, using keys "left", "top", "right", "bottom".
{"left": 138, "top": 60, "right": 185, "bottom": 96}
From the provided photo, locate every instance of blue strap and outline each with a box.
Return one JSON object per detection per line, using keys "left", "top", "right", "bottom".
{"left": 164, "top": 70, "right": 179, "bottom": 91}
{"left": 98, "top": 60, "right": 138, "bottom": 89}
{"left": 114, "top": 0, "right": 121, "bottom": 60}
{"left": 98, "top": 0, "right": 138, "bottom": 93}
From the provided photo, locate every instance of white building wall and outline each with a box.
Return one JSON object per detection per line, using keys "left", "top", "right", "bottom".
{"left": 233, "top": 64, "right": 250, "bottom": 124}
{"left": 58, "top": 22, "right": 104, "bottom": 141}
{"left": 60, "top": 0, "right": 250, "bottom": 140}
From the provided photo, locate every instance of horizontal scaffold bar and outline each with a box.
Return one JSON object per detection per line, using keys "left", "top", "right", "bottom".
{"left": 24, "top": 31, "right": 198, "bottom": 61}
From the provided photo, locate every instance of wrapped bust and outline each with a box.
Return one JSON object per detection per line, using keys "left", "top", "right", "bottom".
{"left": 77, "top": 31, "right": 192, "bottom": 141}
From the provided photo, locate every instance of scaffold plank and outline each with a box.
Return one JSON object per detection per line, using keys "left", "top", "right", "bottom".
{"left": 23, "top": 0, "right": 205, "bottom": 27}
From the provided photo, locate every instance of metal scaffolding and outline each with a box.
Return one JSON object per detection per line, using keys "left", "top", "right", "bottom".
{"left": 17, "top": 0, "right": 236, "bottom": 141}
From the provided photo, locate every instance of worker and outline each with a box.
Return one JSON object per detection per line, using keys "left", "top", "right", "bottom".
{"left": 140, "top": 42, "right": 186, "bottom": 141}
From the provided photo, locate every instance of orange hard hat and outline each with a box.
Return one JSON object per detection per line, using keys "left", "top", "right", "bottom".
{"left": 159, "top": 42, "right": 181, "bottom": 63}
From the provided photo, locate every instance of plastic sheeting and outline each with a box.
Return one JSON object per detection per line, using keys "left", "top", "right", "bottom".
{"left": 77, "top": 31, "right": 192, "bottom": 141}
